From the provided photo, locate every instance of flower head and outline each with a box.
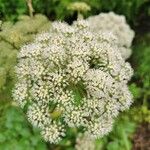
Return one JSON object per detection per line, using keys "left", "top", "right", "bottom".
{"left": 87, "top": 12, "right": 135, "bottom": 59}
{"left": 13, "top": 20, "right": 133, "bottom": 143}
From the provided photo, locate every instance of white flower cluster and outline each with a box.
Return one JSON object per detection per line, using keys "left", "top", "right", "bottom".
{"left": 87, "top": 12, "right": 135, "bottom": 59}
{"left": 13, "top": 19, "right": 133, "bottom": 143}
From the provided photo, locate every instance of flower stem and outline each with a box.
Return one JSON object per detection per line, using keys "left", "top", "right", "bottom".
{"left": 26, "top": 0, "right": 34, "bottom": 17}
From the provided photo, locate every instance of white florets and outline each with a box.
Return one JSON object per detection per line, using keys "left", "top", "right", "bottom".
{"left": 27, "top": 103, "right": 51, "bottom": 128}
{"left": 13, "top": 20, "right": 133, "bottom": 143}
{"left": 41, "top": 122, "right": 65, "bottom": 144}
{"left": 87, "top": 12, "right": 135, "bottom": 59}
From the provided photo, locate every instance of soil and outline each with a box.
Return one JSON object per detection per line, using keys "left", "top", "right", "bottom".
{"left": 132, "top": 123, "right": 150, "bottom": 150}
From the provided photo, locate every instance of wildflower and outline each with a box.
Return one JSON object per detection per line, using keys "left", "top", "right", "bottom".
{"left": 13, "top": 20, "right": 133, "bottom": 143}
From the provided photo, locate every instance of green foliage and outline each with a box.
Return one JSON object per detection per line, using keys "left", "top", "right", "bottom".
{"left": 132, "top": 40, "right": 150, "bottom": 86}
{"left": 32, "top": 0, "right": 75, "bottom": 22}
{"left": 0, "top": 102, "right": 47, "bottom": 150}
{"left": 0, "top": 0, "right": 27, "bottom": 21}
{"left": 28, "top": 0, "right": 150, "bottom": 26}
{"left": 90, "top": 0, "right": 149, "bottom": 25}
{"left": 1, "top": 0, "right": 150, "bottom": 27}
{"left": 129, "top": 34, "right": 150, "bottom": 123}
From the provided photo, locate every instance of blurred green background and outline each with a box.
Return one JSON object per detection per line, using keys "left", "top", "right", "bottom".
{"left": 0, "top": 0, "right": 150, "bottom": 150}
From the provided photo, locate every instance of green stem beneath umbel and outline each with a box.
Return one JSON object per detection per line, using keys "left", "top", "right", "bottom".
{"left": 26, "top": 0, "right": 34, "bottom": 17}
{"left": 77, "top": 11, "right": 83, "bottom": 20}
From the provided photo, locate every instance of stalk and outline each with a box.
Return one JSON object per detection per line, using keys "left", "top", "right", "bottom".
{"left": 26, "top": 0, "right": 34, "bottom": 17}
